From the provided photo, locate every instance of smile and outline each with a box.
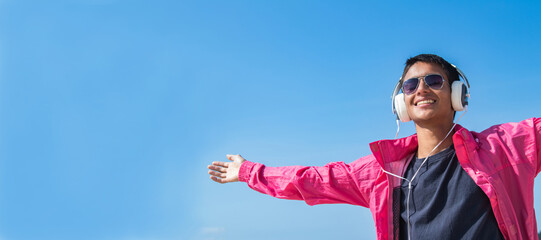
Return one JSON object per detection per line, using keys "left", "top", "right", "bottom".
{"left": 415, "top": 99, "right": 435, "bottom": 106}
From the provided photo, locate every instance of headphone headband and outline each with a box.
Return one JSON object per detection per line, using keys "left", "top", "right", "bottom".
{"left": 450, "top": 64, "right": 470, "bottom": 89}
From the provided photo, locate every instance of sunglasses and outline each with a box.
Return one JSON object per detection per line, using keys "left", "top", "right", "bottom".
{"left": 402, "top": 74, "right": 446, "bottom": 95}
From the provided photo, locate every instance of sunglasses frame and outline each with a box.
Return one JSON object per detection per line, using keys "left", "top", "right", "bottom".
{"left": 402, "top": 74, "right": 446, "bottom": 95}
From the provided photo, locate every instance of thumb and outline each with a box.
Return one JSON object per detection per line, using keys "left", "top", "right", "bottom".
{"left": 226, "top": 154, "right": 245, "bottom": 162}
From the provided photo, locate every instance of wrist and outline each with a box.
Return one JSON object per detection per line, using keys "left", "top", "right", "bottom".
{"left": 238, "top": 161, "right": 255, "bottom": 182}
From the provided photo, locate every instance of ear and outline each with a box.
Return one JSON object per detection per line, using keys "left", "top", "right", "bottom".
{"left": 451, "top": 81, "right": 467, "bottom": 111}
{"left": 394, "top": 93, "right": 411, "bottom": 122}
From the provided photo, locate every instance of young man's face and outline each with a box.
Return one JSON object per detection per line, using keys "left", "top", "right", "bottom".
{"left": 403, "top": 62, "right": 454, "bottom": 125}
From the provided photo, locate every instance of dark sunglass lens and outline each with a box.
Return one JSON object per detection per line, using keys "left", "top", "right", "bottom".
{"left": 425, "top": 75, "right": 444, "bottom": 89}
{"left": 402, "top": 78, "right": 419, "bottom": 94}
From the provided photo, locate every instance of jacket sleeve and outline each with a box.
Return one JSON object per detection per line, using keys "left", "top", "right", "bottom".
{"left": 238, "top": 155, "right": 380, "bottom": 208}
{"left": 535, "top": 118, "right": 541, "bottom": 174}
{"left": 489, "top": 117, "right": 541, "bottom": 175}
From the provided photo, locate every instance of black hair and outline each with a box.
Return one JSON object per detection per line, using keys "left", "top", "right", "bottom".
{"left": 401, "top": 54, "right": 460, "bottom": 85}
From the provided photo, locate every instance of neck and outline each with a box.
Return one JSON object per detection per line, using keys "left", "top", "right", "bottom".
{"left": 414, "top": 120, "right": 455, "bottom": 159}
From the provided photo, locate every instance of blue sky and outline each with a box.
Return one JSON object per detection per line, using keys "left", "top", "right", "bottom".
{"left": 0, "top": 1, "right": 540, "bottom": 240}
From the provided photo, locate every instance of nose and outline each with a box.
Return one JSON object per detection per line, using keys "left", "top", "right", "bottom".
{"left": 416, "top": 78, "right": 430, "bottom": 94}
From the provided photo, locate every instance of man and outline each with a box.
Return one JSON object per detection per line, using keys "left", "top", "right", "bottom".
{"left": 207, "top": 54, "right": 541, "bottom": 240}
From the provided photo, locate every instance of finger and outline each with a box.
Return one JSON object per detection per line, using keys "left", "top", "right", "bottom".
{"left": 208, "top": 165, "right": 217, "bottom": 171}
{"left": 208, "top": 170, "right": 226, "bottom": 178}
{"left": 210, "top": 175, "right": 227, "bottom": 184}
{"left": 208, "top": 165, "right": 227, "bottom": 173}
{"left": 212, "top": 161, "right": 229, "bottom": 168}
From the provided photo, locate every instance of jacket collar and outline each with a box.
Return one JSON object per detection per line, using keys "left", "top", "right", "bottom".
{"left": 370, "top": 124, "right": 473, "bottom": 168}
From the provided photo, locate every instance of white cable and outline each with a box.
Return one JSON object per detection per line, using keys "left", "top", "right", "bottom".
{"left": 382, "top": 108, "right": 468, "bottom": 240}
{"left": 406, "top": 120, "right": 455, "bottom": 240}
{"left": 395, "top": 119, "right": 400, "bottom": 139}
{"left": 381, "top": 169, "right": 409, "bottom": 182}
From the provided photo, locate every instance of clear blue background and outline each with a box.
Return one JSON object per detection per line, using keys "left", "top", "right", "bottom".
{"left": 0, "top": 1, "right": 540, "bottom": 240}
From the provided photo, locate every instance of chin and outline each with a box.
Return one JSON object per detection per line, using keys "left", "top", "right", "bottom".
{"left": 410, "top": 111, "right": 438, "bottom": 121}
{"left": 411, "top": 113, "right": 453, "bottom": 125}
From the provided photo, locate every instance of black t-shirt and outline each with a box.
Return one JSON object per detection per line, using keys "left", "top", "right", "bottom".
{"left": 399, "top": 145, "right": 504, "bottom": 240}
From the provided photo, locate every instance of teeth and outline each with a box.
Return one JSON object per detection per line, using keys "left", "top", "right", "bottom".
{"left": 417, "top": 100, "right": 435, "bottom": 105}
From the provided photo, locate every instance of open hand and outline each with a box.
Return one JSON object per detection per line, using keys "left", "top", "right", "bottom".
{"left": 208, "top": 154, "right": 246, "bottom": 183}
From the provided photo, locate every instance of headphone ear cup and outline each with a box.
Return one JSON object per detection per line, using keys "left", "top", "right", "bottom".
{"left": 394, "top": 93, "right": 411, "bottom": 122}
{"left": 451, "top": 81, "right": 467, "bottom": 111}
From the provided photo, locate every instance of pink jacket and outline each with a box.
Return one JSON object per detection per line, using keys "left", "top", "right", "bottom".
{"left": 238, "top": 118, "right": 541, "bottom": 240}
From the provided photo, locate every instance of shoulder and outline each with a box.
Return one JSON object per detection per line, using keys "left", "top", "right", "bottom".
{"left": 467, "top": 118, "right": 539, "bottom": 142}
{"left": 468, "top": 118, "right": 540, "bottom": 164}
{"left": 480, "top": 117, "right": 538, "bottom": 134}
{"left": 346, "top": 154, "right": 388, "bottom": 181}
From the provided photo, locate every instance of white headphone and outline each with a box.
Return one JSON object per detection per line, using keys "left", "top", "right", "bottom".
{"left": 391, "top": 64, "right": 470, "bottom": 122}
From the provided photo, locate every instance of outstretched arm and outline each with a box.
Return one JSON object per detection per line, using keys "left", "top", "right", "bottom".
{"left": 208, "top": 154, "right": 245, "bottom": 183}
{"left": 535, "top": 118, "right": 541, "bottom": 174}
{"left": 207, "top": 153, "right": 379, "bottom": 207}
{"left": 238, "top": 159, "right": 376, "bottom": 207}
